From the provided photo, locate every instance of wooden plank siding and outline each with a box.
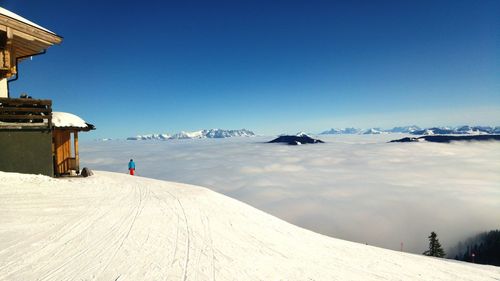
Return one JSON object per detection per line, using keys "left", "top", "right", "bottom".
{"left": 74, "top": 131, "right": 79, "bottom": 173}
{"left": 53, "top": 129, "right": 73, "bottom": 175}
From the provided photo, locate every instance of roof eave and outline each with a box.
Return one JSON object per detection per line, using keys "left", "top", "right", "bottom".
{"left": 53, "top": 125, "right": 95, "bottom": 132}
{"left": 0, "top": 13, "right": 62, "bottom": 45}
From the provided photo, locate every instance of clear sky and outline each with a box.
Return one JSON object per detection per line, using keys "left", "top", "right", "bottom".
{"left": 3, "top": 0, "right": 499, "bottom": 138}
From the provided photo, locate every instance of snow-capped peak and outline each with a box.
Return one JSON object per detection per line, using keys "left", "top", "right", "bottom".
{"left": 171, "top": 130, "right": 204, "bottom": 139}
{"left": 127, "top": 133, "right": 171, "bottom": 140}
{"left": 295, "top": 132, "right": 311, "bottom": 137}
{"left": 363, "top": 128, "right": 384, "bottom": 134}
{"left": 127, "top": 129, "right": 255, "bottom": 140}
{"left": 320, "top": 125, "right": 500, "bottom": 135}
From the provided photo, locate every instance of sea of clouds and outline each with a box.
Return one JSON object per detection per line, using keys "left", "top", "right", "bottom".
{"left": 80, "top": 135, "right": 500, "bottom": 254}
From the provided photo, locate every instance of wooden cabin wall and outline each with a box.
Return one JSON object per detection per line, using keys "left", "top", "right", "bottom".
{"left": 0, "top": 130, "right": 53, "bottom": 176}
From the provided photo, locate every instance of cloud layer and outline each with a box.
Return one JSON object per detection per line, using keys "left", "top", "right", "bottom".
{"left": 81, "top": 135, "right": 500, "bottom": 253}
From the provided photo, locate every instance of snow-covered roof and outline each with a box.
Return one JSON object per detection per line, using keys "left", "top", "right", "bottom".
{"left": 52, "top": 112, "right": 94, "bottom": 130}
{"left": 0, "top": 6, "right": 55, "bottom": 34}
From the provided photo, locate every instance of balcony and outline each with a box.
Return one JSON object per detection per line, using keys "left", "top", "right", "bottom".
{"left": 0, "top": 97, "right": 52, "bottom": 130}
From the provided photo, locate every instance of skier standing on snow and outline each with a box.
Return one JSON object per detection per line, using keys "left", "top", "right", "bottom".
{"left": 128, "top": 159, "right": 136, "bottom": 175}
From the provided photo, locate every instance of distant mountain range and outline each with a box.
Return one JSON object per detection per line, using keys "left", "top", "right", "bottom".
{"left": 127, "top": 129, "right": 255, "bottom": 140}
{"left": 321, "top": 126, "right": 500, "bottom": 135}
{"left": 390, "top": 135, "right": 500, "bottom": 143}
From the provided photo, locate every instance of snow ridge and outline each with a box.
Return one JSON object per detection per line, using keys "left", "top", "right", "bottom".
{"left": 321, "top": 125, "right": 500, "bottom": 135}
{"left": 127, "top": 129, "right": 255, "bottom": 140}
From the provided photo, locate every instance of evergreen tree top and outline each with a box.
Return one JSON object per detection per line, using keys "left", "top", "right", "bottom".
{"left": 423, "top": 231, "right": 446, "bottom": 258}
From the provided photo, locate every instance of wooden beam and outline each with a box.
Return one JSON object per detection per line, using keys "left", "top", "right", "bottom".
{"left": 4, "top": 27, "right": 12, "bottom": 71}
{"left": 0, "top": 123, "right": 49, "bottom": 129}
{"left": 10, "top": 46, "right": 35, "bottom": 57}
{"left": 0, "top": 97, "right": 52, "bottom": 105}
{"left": 74, "top": 131, "right": 79, "bottom": 173}
{"left": 13, "top": 31, "right": 53, "bottom": 48}
{"left": 0, "top": 14, "right": 62, "bottom": 45}
{"left": 13, "top": 37, "right": 49, "bottom": 51}
{"left": 0, "top": 106, "right": 51, "bottom": 113}
{"left": 0, "top": 114, "right": 48, "bottom": 120}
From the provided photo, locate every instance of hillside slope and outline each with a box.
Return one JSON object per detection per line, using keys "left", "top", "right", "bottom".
{"left": 0, "top": 171, "right": 499, "bottom": 280}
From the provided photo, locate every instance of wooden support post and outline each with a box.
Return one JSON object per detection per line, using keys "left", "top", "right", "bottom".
{"left": 74, "top": 131, "right": 79, "bottom": 173}
{"left": 5, "top": 27, "right": 14, "bottom": 76}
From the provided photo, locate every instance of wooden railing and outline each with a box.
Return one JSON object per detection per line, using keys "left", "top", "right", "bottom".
{"left": 55, "top": 157, "right": 78, "bottom": 176}
{"left": 69, "top": 157, "right": 78, "bottom": 173}
{"left": 0, "top": 97, "right": 52, "bottom": 129}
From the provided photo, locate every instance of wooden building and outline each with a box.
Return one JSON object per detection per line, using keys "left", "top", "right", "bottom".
{"left": 0, "top": 97, "right": 54, "bottom": 176}
{"left": 0, "top": 7, "right": 95, "bottom": 177}
{"left": 0, "top": 6, "right": 62, "bottom": 98}
{"left": 52, "top": 112, "right": 95, "bottom": 176}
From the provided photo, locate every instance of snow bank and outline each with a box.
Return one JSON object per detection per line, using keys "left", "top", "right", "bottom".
{"left": 0, "top": 171, "right": 499, "bottom": 280}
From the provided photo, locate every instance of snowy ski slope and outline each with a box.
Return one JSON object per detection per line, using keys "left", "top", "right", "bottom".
{"left": 0, "top": 171, "right": 499, "bottom": 280}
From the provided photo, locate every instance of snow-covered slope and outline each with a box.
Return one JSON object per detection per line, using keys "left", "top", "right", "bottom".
{"left": 127, "top": 133, "right": 171, "bottom": 140}
{"left": 203, "top": 129, "right": 255, "bottom": 138}
{"left": 294, "top": 131, "right": 312, "bottom": 137}
{"left": 128, "top": 129, "right": 255, "bottom": 140}
{"left": 363, "top": 128, "right": 385, "bottom": 135}
{"left": 170, "top": 130, "right": 205, "bottom": 139}
{"left": 321, "top": 127, "right": 361, "bottom": 134}
{"left": 1, "top": 171, "right": 499, "bottom": 280}
{"left": 388, "top": 125, "right": 421, "bottom": 133}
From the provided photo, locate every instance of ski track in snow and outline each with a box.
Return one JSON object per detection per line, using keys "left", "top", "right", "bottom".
{"left": 174, "top": 195, "right": 190, "bottom": 281}
{"left": 0, "top": 171, "right": 499, "bottom": 280}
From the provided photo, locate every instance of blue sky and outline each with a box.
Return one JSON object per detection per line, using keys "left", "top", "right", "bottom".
{"left": 3, "top": 0, "right": 499, "bottom": 138}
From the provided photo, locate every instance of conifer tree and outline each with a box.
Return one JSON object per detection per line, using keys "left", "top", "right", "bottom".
{"left": 423, "top": 231, "right": 446, "bottom": 258}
